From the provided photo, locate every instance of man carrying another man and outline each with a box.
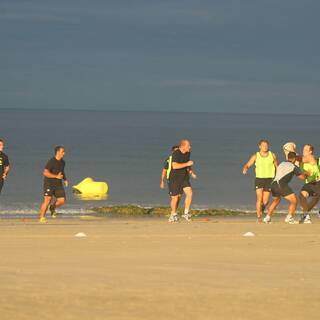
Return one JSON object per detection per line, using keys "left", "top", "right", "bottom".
{"left": 168, "top": 139, "right": 196, "bottom": 222}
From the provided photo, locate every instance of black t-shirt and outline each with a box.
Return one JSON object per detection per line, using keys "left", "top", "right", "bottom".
{"left": 170, "top": 149, "right": 190, "bottom": 179}
{"left": 44, "top": 157, "right": 66, "bottom": 187}
{"left": 163, "top": 157, "right": 169, "bottom": 170}
{"left": 0, "top": 152, "right": 10, "bottom": 177}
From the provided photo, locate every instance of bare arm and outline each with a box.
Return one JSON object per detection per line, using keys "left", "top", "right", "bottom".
{"left": 172, "top": 160, "right": 193, "bottom": 170}
{"left": 297, "top": 174, "right": 307, "bottom": 181}
{"left": 2, "top": 165, "right": 10, "bottom": 179}
{"left": 242, "top": 154, "right": 256, "bottom": 174}
{"left": 188, "top": 166, "right": 197, "bottom": 179}
{"left": 160, "top": 169, "right": 166, "bottom": 189}
{"left": 272, "top": 152, "right": 278, "bottom": 174}
{"left": 43, "top": 169, "right": 63, "bottom": 179}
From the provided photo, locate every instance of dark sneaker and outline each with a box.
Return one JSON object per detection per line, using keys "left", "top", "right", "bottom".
{"left": 49, "top": 205, "right": 57, "bottom": 218}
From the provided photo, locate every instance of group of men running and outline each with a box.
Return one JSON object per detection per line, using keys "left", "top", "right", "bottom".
{"left": 242, "top": 139, "right": 320, "bottom": 224}
{"left": 0, "top": 140, "right": 68, "bottom": 223}
{"left": 2, "top": 137, "right": 320, "bottom": 224}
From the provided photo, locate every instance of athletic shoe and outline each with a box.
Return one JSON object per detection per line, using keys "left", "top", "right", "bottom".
{"left": 285, "top": 216, "right": 298, "bottom": 224}
{"left": 168, "top": 214, "right": 179, "bottom": 223}
{"left": 299, "top": 214, "right": 312, "bottom": 224}
{"left": 263, "top": 215, "right": 271, "bottom": 224}
{"left": 39, "top": 217, "right": 47, "bottom": 224}
{"left": 182, "top": 213, "right": 192, "bottom": 221}
{"left": 49, "top": 205, "right": 57, "bottom": 218}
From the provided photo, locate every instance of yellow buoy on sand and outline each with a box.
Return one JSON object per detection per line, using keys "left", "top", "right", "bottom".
{"left": 73, "top": 177, "right": 108, "bottom": 196}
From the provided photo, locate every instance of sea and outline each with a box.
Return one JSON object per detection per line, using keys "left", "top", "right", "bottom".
{"left": 0, "top": 109, "right": 319, "bottom": 215}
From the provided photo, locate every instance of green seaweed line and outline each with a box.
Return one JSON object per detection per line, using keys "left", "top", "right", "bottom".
{"left": 92, "top": 205, "right": 252, "bottom": 216}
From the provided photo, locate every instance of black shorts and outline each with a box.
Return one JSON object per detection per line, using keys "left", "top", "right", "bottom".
{"left": 44, "top": 184, "right": 66, "bottom": 198}
{"left": 271, "top": 182, "right": 294, "bottom": 198}
{"left": 168, "top": 176, "right": 191, "bottom": 197}
{"left": 255, "top": 178, "right": 273, "bottom": 192}
{"left": 301, "top": 181, "right": 320, "bottom": 197}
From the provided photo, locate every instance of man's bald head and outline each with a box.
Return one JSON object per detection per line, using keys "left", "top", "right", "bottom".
{"left": 179, "top": 139, "right": 191, "bottom": 153}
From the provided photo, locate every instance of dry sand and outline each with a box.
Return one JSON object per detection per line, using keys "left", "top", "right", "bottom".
{"left": 1, "top": 216, "right": 320, "bottom": 320}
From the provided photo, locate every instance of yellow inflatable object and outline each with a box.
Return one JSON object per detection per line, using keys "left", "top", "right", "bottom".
{"left": 73, "top": 177, "right": 108, "bottom": 195}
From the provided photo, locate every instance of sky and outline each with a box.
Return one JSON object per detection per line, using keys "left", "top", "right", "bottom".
{"left": 0, "top": 0, "right": 319, "bottom": 113}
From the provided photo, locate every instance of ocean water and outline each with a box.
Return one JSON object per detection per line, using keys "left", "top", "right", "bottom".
{"left": 0, "top": 109, "right": 319, "bottom": 215}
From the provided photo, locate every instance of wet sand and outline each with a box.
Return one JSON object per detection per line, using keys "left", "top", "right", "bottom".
{"left": 1, "top": 216, "right": 320, "bottom": 320}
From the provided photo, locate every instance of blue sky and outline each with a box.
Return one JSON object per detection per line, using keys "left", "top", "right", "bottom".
{"left": 0, "top": 0, "right": 319, "bottom": 113}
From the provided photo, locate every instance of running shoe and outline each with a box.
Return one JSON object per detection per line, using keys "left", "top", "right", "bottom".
{"left": 39, "top": 217, "right": 47, "bottom": 224}
{"left": 168, "top": 214, "right": 179, "bottom": 223}
{"left": 263, "top": 215, "right": 271, "bottom": 224}
{"left": 299, "top": 214, "right": 312, "bottom": 224}
{"left": 49, "top": 204, "right": 57, "bottom": 218}
{"left": 182, "top": 213, "right": 192, "bottom": 221}
{"left": 285, "top": 216, "right": 298, "bottom": 224}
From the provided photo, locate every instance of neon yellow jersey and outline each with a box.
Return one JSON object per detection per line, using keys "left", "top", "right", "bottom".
{"left": 300, "top": 162, "right": 320, "bottom": 183}
{"left": 166, "top": 156, "right": 173, "bottom": 180}
{"left": 255, "top": 151, "right": 275, "bottom": 178}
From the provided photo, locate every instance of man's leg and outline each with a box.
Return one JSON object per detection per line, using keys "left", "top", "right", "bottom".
{"left": 300, "top": 190, "right": 314, "bottom": 224}
{"left": 181, "top": 187, "right": 193, "bottom": 221}
{"left": 300, "top": 190, "right": 309, "bottom": 213}
{"left": 0, "top": 178, "right": 3, "bottom": 195}
{"left": 169, "top": 195, "right": 180, "bottom": 221}
{"left": 255, "top": 188, "right": 264, "bottom": 219}
{"left": 284, "top": 193, "right": 298, "bottom": 216}
{"left": 262, "top": 191, "right": 271, "bottom": 211}
{"left": 266, "top": 197, "right": 281, "bottom": 217}
{"left": 54, "top": 197, "right": 65, "bottom": 209}
{"left": 307, "top": 195, "right": 320, "bottom": 212}
{"left": 170, "top": 195, "right": 179, "bottom": 213}
{"left": 177, "top": 194, "right": 181, "bottom": 209}
{"left": 183, "top": 187, "right": 193, "bottom": 212}
{"left": 39, "top": 196, "right": 52, "bottom": 220}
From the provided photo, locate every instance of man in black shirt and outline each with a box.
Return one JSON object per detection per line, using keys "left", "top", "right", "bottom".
{"left": 160, "top": 145, "right": 179, "bottom": 190}
{"left": 0, "top": 139, "right": 10, "bottom": 195}
{"left": 39, "top": 146, "right": 68, "bottom": 223}
{"left": 168, "top": 139, "right": 196, "bottom": 222}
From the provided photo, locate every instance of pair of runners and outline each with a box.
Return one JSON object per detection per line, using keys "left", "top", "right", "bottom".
{"left": 0, "top": 139, "right": 10, "bottom": 195}
{"left": 243, "top": 140, "right": 320, "bottom": 224}
{"left": 160, "top": 139, "right": 196, "bottom": 222}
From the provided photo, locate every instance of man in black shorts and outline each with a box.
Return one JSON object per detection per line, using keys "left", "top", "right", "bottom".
{"left": 168, "top": 139, "right": 196, "bottom": 222}
{"left": 0, "top": 139, "right": 10, "bottom": 195}
{"left": 39, "top": 146, "right": 68, "bottom": 223}
{"left": 263, "top": 152, "right": 307, "bottom": 224}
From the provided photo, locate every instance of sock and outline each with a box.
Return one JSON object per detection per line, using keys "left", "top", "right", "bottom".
{"left": 184, "top": 209, "right": 189, "bottom": 215}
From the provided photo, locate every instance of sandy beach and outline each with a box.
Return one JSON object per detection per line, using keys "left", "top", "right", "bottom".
{"left": 1, "top": 216, "right": 320, "bottom": 320}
